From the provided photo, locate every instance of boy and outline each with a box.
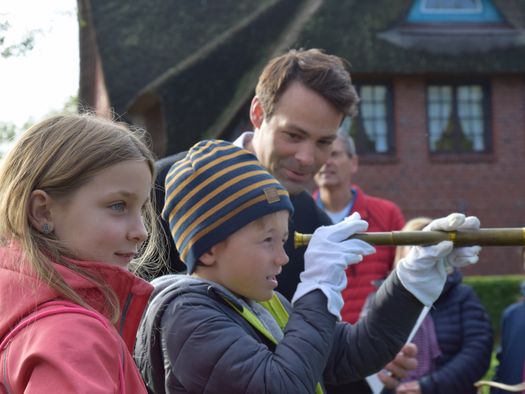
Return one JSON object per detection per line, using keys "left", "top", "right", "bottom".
{"left": 135, "top": 139, "right": 481, "bottom": 393}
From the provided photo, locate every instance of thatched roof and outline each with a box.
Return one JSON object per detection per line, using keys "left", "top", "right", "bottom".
{"left": 297, "top": 0, "right": 525, "bottom": 74}
{"left": 88, "top": 0, "right": 277, "bottom": 116}
{"left": 83, "top": 0, "right": 525, "bottom": 153}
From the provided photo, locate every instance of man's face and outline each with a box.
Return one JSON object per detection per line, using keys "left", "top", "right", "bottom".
{"left": 315, "top": 137, "right": 358, "bottom": 189}
{"left": 250, "top": 81, "right": 343, "bottom": 195}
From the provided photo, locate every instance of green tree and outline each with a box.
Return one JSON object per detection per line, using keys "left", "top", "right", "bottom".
{"left": 0, "top": 95, "right": 78, "bottom": 157}
{"left": 0, "top": 121, "right": 18, "bottom": 157}
{"left": 43, "top": 95, "right": 79, "bottom": 118}
{"left": 61, "top": 95, "right": 78, "bottom": 114}
{"left": 0, "top": 121, "right": 17, "bottom": 143}
{"left": 0, "top": 19, "right": 38, "bottom": 58}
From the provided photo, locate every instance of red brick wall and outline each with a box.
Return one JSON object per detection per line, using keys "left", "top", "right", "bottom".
{"left": 354, "top": 75, "right": 525, "bottom": 276}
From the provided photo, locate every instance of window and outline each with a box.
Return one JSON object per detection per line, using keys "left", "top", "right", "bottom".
{"left": 422, "top": 0, "right": 482, "bottom": 12}
{"left": 427, "top": 83, "right": 490, "bottom": 153}
{"left": 341, "top": 84, "right": 394, "bottom": 155}
{"left": 407, "top": 0, "right": 503, "bottom": 23}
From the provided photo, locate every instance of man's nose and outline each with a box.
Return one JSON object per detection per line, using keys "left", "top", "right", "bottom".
{"left": 294, "top": 142, "right": 315, "bottom": 167}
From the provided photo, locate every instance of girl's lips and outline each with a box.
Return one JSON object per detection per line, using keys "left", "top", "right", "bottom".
{"left": 115, "top": 252, "right": 136, "bottom": 263}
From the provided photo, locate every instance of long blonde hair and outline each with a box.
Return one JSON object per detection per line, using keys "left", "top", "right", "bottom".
{"left": 0, "top": 113, "right": 162, "bottom": 323}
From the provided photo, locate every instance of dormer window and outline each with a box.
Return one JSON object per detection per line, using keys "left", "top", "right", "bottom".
{"left": 377, "top": 0, "right": 517, "bottom": 54}
{"left": 407, "top": 0, "right": 504, "bottom": 23}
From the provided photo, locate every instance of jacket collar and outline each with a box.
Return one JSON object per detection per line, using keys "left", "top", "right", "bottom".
{"left": 312, "top": 184, "right": 367, "bottom": 219}
{"left": 348, "top": 185, "right": 369, "bottom": 220}
{"left": 0, "top": 244, "right": 152, "bottom": 351}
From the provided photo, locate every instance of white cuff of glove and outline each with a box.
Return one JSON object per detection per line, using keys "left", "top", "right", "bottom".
{"left": 292, "top": 282, "right": 347, "bottom": 320}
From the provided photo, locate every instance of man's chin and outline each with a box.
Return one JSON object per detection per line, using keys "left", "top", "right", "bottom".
{"left": 279, "top": 178, "right": 307, "bottom": 195}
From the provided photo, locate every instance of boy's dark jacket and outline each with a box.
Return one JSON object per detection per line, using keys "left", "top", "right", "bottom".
{"left": 134, "top": 271, "right": 422, "bottom": 394}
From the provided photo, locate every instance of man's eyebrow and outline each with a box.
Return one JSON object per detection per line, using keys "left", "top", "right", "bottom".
{"left": 285, "top": 124, "right": 337, "bottom": 143}
{"left": 285, "top": 124, "right": 309, "bottom": 135}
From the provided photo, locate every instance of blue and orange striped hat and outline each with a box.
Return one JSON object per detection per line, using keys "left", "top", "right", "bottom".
{"left": 162, "top": 140, "right": 294, "bottom": 273}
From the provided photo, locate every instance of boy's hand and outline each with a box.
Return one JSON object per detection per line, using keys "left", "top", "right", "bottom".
{"left": 396, "top": 213, "right": 481, "bottom": 306}
{"left": 292, "top": 212, "right": 376, "bottom": 319}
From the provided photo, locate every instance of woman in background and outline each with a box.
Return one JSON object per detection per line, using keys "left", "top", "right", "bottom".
{"left": 391, "top": 217, "right": 493, "bottom": 394}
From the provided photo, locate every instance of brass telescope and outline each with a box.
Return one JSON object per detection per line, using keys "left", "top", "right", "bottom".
{"left": 294, "top": 228, "right": 525, "bottom": 249}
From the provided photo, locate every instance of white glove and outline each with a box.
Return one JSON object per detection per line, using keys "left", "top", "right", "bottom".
{"left": 292, "top": 212, "right": 376, "bottom": 320}
{"left": 396, "top": 213, "right": 481, "bottom": 306}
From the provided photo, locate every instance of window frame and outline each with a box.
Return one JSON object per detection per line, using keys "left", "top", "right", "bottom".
{"left": 345, "top": 81, "right": 396, "bottom": 157}
{"left": 426, "top": 79, "right": 492, "bottom": 156}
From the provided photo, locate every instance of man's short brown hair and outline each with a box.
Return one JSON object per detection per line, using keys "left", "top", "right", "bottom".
{"left": 255, "top": 48, "right": 359, "bottom": 119}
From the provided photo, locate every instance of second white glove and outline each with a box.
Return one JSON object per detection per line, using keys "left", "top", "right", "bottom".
{"left": 292, "top": 212, "right": 376, "bottom": 320}
{"left": 396, "top": 213, "right": 481, "bottom": 306}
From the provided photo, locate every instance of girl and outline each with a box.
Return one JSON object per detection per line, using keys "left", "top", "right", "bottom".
{"left": 0, "top": 114, "right": 162, "bottom": 393}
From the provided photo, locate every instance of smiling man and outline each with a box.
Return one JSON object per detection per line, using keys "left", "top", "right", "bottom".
{"left": 234, "top": 49, "right": 358, "bottom": 301}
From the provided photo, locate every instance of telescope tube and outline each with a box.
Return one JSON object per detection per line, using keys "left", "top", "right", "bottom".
{"left": 294, "top": 228, "right": 525, "bottom": 249}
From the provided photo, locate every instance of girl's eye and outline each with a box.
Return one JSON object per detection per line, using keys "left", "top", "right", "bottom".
{"left": 110, "top": 202, "right": 125, "bottom": 212}
{"left": 263, "top": 237, "right": 273, "bottom": 243}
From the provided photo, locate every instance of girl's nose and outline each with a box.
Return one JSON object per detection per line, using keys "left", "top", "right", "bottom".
{"left": 128, "top": 215, "right": 148, "bottom": 244}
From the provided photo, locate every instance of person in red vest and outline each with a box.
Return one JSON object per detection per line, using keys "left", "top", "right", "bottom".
{"left": 314, "top": 131, "right": 405, "bottom": 323}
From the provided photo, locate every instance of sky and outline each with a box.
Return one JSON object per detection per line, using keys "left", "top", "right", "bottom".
{"left": 0, "top": 0, "right": 78, "bottom": 129}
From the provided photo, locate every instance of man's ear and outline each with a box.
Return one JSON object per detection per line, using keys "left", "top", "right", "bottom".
{"left": 250, "top": 96, "right": 264, "bottom": 129}
{"left": 27, "top": 190, "right": 54, "bottom": 234}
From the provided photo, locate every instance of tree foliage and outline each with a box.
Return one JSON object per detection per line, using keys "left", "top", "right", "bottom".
{"left": 0, "top": 19, "right": 38, "bottom": 58}
{"left": 0, "top": 122, "right": 17, "bottom": 143}
{"left": 0, "top": 95, "right": 78, "bottom": 157}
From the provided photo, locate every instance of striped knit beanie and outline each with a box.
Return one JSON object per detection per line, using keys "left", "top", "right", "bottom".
{"left": 162, "top": 140, "right": 294, "bottom": 273}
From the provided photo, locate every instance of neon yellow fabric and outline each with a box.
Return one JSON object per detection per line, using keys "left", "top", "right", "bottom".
{"left": 225, "top": 293, "right": 324, "bottom": 394}
{"left": 259, "top": 293, "right": 289, "bottom": 330}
